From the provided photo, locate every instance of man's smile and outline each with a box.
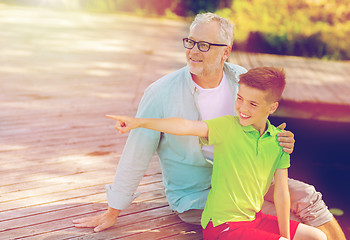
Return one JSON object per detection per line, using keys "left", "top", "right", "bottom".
{"left": 189, "top": 57, "right": 203, "bottom": 63}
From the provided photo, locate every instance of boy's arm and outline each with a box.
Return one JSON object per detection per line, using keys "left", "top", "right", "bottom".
{"left": 274, "top": 168, "right": 291, "bottom": 239}
{"left": 106, "top": 115, "right": 209, "bottom": 138}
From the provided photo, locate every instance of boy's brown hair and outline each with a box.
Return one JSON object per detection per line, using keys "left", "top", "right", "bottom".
{"left": 239, "top": 67, "right": 286, "bottom": 103}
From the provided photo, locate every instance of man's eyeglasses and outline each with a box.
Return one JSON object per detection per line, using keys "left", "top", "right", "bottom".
{"left": 182, "top": 38, "right": 228, "bottom": 52}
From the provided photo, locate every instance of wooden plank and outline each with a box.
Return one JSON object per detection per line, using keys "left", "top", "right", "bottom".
{"left": 0, "top": 175, "right": 163, "bottom": 213}
{"left": 64, "top": 214, "right": 193, "bottom": 240}
{"left": 119, "top": 222, "right": 203, "bottom": 240}
{"left": 1, "top": 203, "right": 172, "bottom": 239}
{"left": 0, "top": 154, "right": 160, "bottom": 187}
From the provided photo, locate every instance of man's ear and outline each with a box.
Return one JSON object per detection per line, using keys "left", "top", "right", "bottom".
{"left": 223, "top": 46, "right": 232, "bottom": 61}
{"left": 269, "top": 102, "right": 279, "bottom": 114}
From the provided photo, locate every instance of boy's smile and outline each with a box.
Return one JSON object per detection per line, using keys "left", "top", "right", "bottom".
{"left": 235, "top": 84, "right": 278, "bottom": 135}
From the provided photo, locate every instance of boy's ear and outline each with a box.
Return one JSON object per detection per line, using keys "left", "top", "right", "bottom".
{"left": 268, "top": 102, "right": 279, "bottom": 114}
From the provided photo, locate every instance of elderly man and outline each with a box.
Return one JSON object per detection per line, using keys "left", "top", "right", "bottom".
{"left": 74, "top": 12, "right": 345, "bottom": 240}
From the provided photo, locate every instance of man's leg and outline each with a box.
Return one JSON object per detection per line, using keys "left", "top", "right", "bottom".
{"left": 317, "top": 217, "right": 346, "bottom": 240}
{"left": 261, "top": 200, "right": 300, "bottom": 222}
{"left": 176, "top": 209, "right": 203, "bottom": 225}
{"left": 263, "top": 178, "right": 346, "bottom": 240}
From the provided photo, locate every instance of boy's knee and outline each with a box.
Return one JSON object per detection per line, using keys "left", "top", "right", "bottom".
{"left": 312, "top": 228, "right": 327, "bottom": 240}
{"left": 295, "top": 224, "right": 327, "bottom": 240}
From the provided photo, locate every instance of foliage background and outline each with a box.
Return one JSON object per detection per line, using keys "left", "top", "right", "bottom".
{"left": 3, "top": 0, "right": 350, "bottom": 60}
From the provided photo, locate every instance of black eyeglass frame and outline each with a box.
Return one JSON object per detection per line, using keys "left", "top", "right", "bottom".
{"left": 182, "top": 38, "right": 228, "bottom": 52}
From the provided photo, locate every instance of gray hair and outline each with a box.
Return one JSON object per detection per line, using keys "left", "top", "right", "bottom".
{"left": 190, "top": 12, "right": 234, "bottom": 46}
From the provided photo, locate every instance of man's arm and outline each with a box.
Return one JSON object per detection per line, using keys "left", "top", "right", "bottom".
{"left": 277, "top": 123, "right": 295, "bottom": 154}
{"left": 73, "top": 123, "right": 159, "bottom": 232}
{"left": 106, "top": 115, "right": 209, "bottom": 138}
{"left": 74, "top": 87, "right": 163, "bottom": 232}
{"left": 74, "top": 115, "right": 208, "bottom": 231}
{"left": 274, "top": 168, "right": 291, "bottom": 239}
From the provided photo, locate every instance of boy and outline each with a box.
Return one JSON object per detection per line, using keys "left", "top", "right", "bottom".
{"left": 106, "top": 67, "right": 326, "bottom": 240}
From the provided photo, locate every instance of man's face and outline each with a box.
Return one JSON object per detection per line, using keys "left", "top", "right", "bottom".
{"left": 235, "top": 84, "right": 277, "bottom": 132}
{"left": 186, "top": 22, "right": 229, "bottom": 78}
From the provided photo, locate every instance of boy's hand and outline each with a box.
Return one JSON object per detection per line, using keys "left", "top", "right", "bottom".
{"left": 277, "top": 123, "right": 295, "bottom": 154}
{"left": 106, "top": 115, "right": 138, "bottom": 134}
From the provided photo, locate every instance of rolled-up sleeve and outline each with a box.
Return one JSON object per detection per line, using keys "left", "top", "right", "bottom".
{"left": 106, "top": 86, "right": 162, "bottom": 210}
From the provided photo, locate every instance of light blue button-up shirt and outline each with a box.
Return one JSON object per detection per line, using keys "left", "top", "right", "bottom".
{"left": 106, "top": 62, "right": 247, "bottom": 213}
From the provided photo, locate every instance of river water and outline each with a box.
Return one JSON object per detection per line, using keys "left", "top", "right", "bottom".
{"left": 270, "top": 116, "right": 350, "bottom": 238}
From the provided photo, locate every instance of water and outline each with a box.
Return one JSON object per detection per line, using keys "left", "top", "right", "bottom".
{"left": 270, "top": 116, "right": 350, "bottom": 238}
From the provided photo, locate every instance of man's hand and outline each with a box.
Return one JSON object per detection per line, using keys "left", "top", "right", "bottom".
{"left": 73, "top": 207, "right": 120, "bottom": 232}
{"left": 277, "top": 123, "right": 295, "bottom": 154}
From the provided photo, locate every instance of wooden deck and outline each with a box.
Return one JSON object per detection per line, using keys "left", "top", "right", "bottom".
{"left": 1, "top": 4, "right": 349, "bottom": 239}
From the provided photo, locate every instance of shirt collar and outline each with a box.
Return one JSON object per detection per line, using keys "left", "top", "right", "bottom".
{"left": 184, "top": 66, "right": 197, "bottom": 95}
{"left": 186, "top": 62, "right": 238, "bottom": 95}
{"left": 241, "top": 119, "right": 279, "bottom": 137}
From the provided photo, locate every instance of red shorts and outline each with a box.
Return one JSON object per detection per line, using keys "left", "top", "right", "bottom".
{"left": 203, "top": 211, "right": 300, "bottom": 240}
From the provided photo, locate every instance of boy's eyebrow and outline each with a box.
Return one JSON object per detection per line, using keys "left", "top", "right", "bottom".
{"left": 237, "top": 93, "right": 259, "bottom": 105}
{"left": 250, "top": 100, "right": 259, "bottom": 105}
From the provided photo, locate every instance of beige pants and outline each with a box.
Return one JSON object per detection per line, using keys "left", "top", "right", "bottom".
{"left": 176, "top": 178, "right": 333, "bottom": 227}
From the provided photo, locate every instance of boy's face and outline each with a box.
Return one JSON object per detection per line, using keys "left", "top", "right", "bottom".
{"left": 235, "top": 84, "right": 278, "bottom": 132}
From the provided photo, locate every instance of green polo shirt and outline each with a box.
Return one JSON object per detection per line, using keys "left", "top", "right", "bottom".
{"left": 201, "top": 115, "right": 290, "bottom": 228}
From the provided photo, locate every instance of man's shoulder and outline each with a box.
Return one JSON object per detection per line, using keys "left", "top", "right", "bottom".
{"left": 147, "top": 65, "right": 189, "bottom": 91}
{"left": 224, "top": 62, "right": 248, "bottom": 76}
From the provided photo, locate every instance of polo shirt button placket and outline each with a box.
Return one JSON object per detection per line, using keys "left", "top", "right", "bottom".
{"left": 257, "top": 133, "right": 266, "bottom": 155}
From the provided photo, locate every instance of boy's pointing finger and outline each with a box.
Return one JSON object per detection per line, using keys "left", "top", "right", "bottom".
{"left": 106, "top": 115, "right": 119, "bottom": 120}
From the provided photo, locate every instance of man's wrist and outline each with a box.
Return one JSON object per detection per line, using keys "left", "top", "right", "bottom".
{"left": 107, "top": 207, "right": 121, "bottom": 219}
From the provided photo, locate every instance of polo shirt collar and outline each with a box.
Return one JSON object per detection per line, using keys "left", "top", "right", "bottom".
{"left": 241, "top": 119, "right": 279, "bottom": 137}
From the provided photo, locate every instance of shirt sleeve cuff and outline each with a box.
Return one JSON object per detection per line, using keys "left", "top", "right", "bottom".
{"left": 105, "top": 184, "right": 140, "bottom": 210}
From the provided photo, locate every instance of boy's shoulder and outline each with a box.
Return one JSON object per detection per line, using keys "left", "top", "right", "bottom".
{"left": 266, "top": 120, "right": 283, "bottom": 136}
{"left": 206, "top": 115, "right": 237, "bottom": 124}
{"left": 205, "top": 115, "right": 241, "bottom": 132}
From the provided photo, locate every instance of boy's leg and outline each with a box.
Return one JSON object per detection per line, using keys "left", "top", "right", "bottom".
{"left": 203, "top": 212, "right": 299, "bottom": 240}
{"left": 293, "top": 223, "right": 327, "bottom": 240}
{"left": 264, "top": 178, "right": 345, "bottom": 240}
{"left": 253, "top": 212, "right": 300, "bottom": 240}
{"left": 203, "top": 219, "right": 283, "bottom": 240}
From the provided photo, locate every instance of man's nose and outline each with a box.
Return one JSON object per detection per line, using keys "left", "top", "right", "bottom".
{"left": 190, "top": 43, "right": 201, "bottom": 53}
